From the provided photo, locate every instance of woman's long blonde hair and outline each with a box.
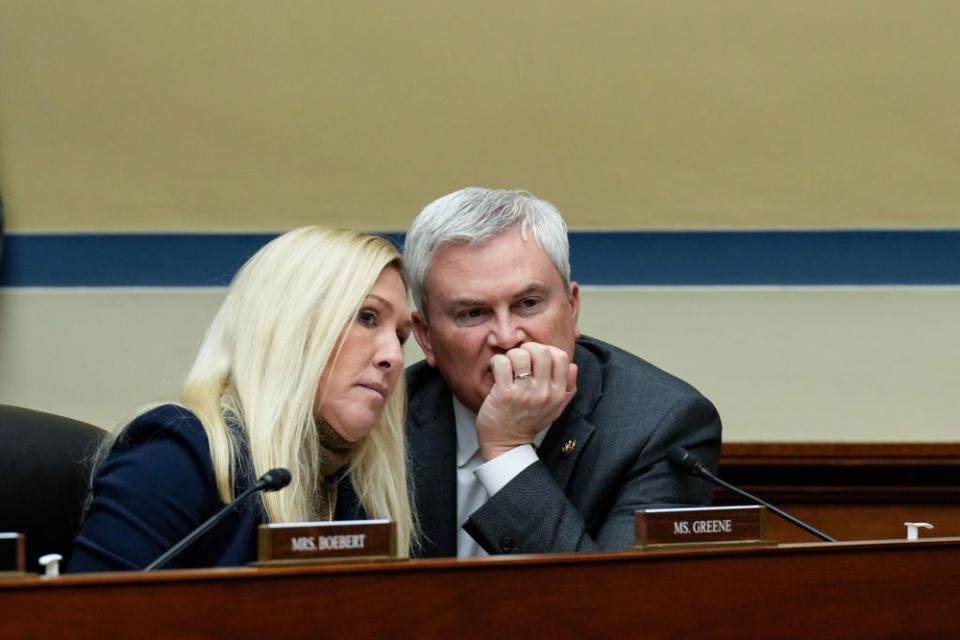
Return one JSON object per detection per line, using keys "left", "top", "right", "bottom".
{"left": 180, "top": 227, "right": 414, "bottom": 554}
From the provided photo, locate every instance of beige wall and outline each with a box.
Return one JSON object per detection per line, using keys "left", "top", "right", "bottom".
{"left": 2, "top": 1, "right": 958, "bottom": 231}
{"left": 2, "top": 287, "right": 958, "bottom": 441}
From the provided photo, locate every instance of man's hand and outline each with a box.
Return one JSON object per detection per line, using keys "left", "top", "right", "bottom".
{"left": 475, "top": 342, "right": 578, "bottom": 461}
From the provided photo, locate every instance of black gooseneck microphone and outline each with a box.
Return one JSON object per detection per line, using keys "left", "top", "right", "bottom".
{"left": 668, "top": 447, "right": 836, "bottom": 543}
{"left": 144, "top": 467, "right": 292, "bottom": 571}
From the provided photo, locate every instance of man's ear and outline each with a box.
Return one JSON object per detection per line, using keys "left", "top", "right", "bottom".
{"left": 411, "top": 311, "right": 437, "bottom": 366}
{"left": 569, "top": 281, "right": 581, "bottom": 340}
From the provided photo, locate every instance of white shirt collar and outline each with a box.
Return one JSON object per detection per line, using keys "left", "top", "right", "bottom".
{"left": 453, "top": 396, "right": 480, "bottom": 467}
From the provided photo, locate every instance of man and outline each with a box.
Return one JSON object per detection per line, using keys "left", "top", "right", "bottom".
{"left": 404, "top": 187, "right": 721, "bottom": 557}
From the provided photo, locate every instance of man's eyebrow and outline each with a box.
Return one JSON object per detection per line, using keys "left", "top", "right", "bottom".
{"left": 447, "top": 297, "right": 486, "bottom": 308}
{"left": 445, "top": 284, "right": 551, "bottom": 309}
{"left": 512, "top": 284, "right": 550, "bottom": 300}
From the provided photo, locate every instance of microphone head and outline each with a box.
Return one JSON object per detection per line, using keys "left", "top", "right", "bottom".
{"left": 667, "top": 447, "right": 703, "bottom": 476}
{"left": 259, "top": 468, "right": 292, "bottom": 492}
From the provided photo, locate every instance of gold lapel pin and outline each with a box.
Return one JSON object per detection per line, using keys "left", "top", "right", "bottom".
{"left": 561, "top": 439, "right": 577, "bottom": 458}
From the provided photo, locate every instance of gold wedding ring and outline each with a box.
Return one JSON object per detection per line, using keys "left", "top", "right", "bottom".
{"left": 514, "top": 370, "right": 533, "bottom": 380}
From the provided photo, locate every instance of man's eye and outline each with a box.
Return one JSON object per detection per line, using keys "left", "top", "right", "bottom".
{"left": 455, "top": 308, "right": 488, "bottom": 326}
{"left": 515, "top": 298, "right": 542, "bottom": 313}
{"left": 397, "top": 331, "right": 409, "bottom": 346}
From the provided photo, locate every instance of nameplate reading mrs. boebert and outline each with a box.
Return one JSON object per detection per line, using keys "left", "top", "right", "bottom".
{"left": 257, "top": 520, "right": 396, "bottom": 564}
{"left": 634, "top": 505, "right": 768, "bottom": 549}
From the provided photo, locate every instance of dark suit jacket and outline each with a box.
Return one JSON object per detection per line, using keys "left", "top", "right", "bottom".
{"left": 68, "top": 404, "right": 360, "bottom": 572}
{"left": 406, "top": 335, "right": 722, "bottom": 556}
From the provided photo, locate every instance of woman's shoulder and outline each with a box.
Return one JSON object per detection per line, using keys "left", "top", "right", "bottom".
{"left": 116, "top": 404, "right": 210, "bottom": 453}
{"left": 100, "top": 404, "right": 222, "bottom": 496}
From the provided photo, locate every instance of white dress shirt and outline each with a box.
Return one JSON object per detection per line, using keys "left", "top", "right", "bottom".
{"left": 453, "top": 397, "right": 551, "bottom": 557}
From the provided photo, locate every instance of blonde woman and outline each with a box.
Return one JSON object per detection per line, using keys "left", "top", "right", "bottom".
{"left": 69, "top": 227, "right": 415, "bottom": 571}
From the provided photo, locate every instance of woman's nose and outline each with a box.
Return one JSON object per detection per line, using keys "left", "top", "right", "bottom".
{"left": 377, "top": 335, "right": 405, "bottom": 369}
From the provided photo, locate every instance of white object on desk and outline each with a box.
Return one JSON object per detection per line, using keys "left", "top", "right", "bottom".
{"left": 38, "top": 553, "right": 62, "bottom": 577}
{"left": 904, "top": 522, "right": 934, "bottom": 540}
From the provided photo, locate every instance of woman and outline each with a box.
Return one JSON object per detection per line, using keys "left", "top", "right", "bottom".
{"left": 68, "top": 227, "right": 415, "bottom": 571}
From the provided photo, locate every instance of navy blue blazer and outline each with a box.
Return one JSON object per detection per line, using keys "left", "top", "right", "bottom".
{"left": 68, "top": 405, "right": 263, "bottom": 572}
{"left": 406, "top": 335, "right": 722, "bottom": 556}
{"left": 68, "top": 404, "right": 361, "bottom": 572}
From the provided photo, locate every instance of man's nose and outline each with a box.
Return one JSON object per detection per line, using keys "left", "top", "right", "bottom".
{"left": 486, "top": 314, "right": 525, "bottom": 351}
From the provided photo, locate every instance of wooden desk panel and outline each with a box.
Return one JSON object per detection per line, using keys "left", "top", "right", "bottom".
{"left": 2, "top": 539, "right": 959, "bottom": 639}
{"left": 718, "top": 442, "right": 960, "bottom": 543}
{"left": 759, "top": 503, "right": 960, "bottom": 543}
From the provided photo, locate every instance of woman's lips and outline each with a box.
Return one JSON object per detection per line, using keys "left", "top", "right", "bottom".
{"left": 359, "top": 382, "right": 388, "bottom": 398}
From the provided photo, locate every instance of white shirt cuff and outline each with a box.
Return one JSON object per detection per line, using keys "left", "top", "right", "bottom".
{"left": 474, "top": 444, "right": 539, "bottom": 497}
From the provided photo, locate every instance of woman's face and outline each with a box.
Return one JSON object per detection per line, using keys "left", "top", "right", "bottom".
{"left": 315, "top": 265, "right": 411, "bottom": 442}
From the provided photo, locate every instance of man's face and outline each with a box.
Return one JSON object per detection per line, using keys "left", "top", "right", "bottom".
{"left": 412, "top": 228, "right": 580, "bottom": 413}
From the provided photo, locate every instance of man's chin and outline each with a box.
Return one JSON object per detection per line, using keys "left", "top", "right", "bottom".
{"left": 455, "top": 384, "right": 490, "bottom": 415}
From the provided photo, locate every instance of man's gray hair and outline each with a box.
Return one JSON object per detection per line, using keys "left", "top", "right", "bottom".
{"left": 404, "top": 187, "right": 571, "bottom": 317}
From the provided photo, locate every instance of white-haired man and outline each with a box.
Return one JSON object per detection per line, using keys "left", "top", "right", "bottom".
{"left": 404, "top": 187, "right": 722, "bottom": 556}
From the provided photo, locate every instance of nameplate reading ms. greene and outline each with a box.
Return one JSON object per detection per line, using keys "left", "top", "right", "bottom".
{"left": 634, "top": 505, "right": 767, "bottom": 548}
{"left": 257, "top": 520, "right": 396, "bottom": 563}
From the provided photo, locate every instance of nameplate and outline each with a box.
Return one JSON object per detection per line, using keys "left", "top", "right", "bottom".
{"left": 256, "top": 520, "right": 396, "bottom": 564}
{"left": 634, "top": 505, "right": 769, "bottom": 549}
{"left": 0, "top": 532, "right": 26, "bottom": 575}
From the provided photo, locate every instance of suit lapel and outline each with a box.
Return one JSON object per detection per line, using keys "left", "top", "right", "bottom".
{"left": 407, "top": 366, "right": 458, "bottom": 557}
{"left": 537, "top": 341, "right": 602, "bottom": 489}
{"left": 538, "top": 411, "right": 595, "bottom": 490}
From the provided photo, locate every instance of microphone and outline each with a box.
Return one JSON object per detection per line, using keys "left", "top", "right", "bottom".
{"left": 668, "top": 447, "right": 836, "bottom": 543}
{"left": 144, "top": 467, "right": 292, "bottom": 571}
{"left": 257, "top": 468, "right": 293, "bottom": 492}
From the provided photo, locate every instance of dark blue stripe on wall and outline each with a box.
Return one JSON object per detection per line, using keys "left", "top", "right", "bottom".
{"left": 0, "top": 230, "right": 958, "bottom": 287}
{"left": 569, "top": 230, "right": 960, "bottom": 286}
{"left": 1, "top": 234, "right": 280, "bottom": 287}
